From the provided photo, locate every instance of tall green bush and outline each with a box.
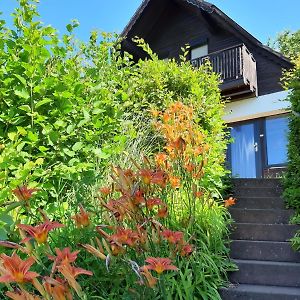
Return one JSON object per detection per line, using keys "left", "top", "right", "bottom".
{"left": 0, "top": 0, "right": 134, "bottom": 203}
{"left": 284, "top": 58, "right": 300, "bottom": 210}
{"left": 0, "top": 2, "right": 232, "bottom": 298}
{"left": 126, "top": 39, "right": 228, "bottom": 196}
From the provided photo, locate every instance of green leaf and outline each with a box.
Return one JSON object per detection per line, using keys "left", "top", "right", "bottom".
{"left": 0, "top": 228, "right": 8, "bottom": 240}
{"left": 54, "top": 120, "right": 66, "bottom": 128}
{"left": 17, "top": 126, "right": 27, "bottom": 136}
{"left": 72, "top": 142, "right": 83, "bottom": 151}
{"left": 93, "top": 148, "right": 110, "bottom": 159}
{"left": 18, "top": 105, "right": 31, "bottom": 113}
{"left": 66, "top": 24, "right": 73, "bottom": 33}
{"left": 7, "top": 132, "right": 17, "bottom": 141}
{"left": 38, "top": 146, "right": 49, "bottom": 152}
{"left": 35, "top": 98, "right": 53, "bottom": 108}
{"left": 15, "top": 89, "right": 30, "bottom": 100}
{"left": 63, "top": 148, "right": 75, "bottom": 157}
{"left": 14, "top": 74, "right": 27, "bottom": 86}
{"left": 0, "top": 213, "right": 14, "bottom": 226}
{"left": 28, "top": 131, "right": 39, "bottom": 142}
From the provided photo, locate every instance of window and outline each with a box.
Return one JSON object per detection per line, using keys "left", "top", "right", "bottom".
{"left": 265, "top": 115, "right": 289, "bottom": 166}
{"left": 191, "top": 44, "right": 208, "bottom": 60}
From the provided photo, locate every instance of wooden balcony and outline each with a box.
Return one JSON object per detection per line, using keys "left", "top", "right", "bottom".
{"left": 191, "top": 44, "right": 258, "bottom": 99}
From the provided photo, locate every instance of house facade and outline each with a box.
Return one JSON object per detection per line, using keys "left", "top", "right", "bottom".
{"left": 121, "top": 0, "right": 293, "bottom": 179}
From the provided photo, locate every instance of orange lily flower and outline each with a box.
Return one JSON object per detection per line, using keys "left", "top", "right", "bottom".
{"left": 172, "top": 137, "right": 186, "bottom": 153}
{"left": 184, "top": 162, "right": 195, "bottom": 173}
{"left": 110, "top": 242, "right": 126, "bottom": 256}
{"left": 155, "top": 153, "right": 168, "bottom": 167}
{"left": 48, "top": 248, "right": 80, "bottom": 270}
{"left": 151, "top": 170, "right": 167, "bottom": 187}
{"left": 146, "top": 198, "right": 163, "bottom": 210}
{"left": 0, "top": 253, "right": 38, "bottom": 283}
{"left": 157, "top": 205, "right": 168, "bottom": 218}
{"left": 162, "top": 112, "right": 171, "bottom": 123}
{"left": 18, "top": 221, "right": 64, "bottom": 244}
{"left": 44, "top": 276, "right": 73, "bottom": 300}
{"left": 71, "top": 204, "right": 90, "bottom": 228}
{"left": 161, "top": 230, "right": 184, "bottom": 244}
{"left": 139, "top": 267, "right": 157, "bottom": 288}
{"left": 180, "top": 244, "right": 194, "bottom": 257}
{"left": 194, "top": 191, "right": 204, "bottom": 198}
{"left": 0, "top": 241, "right": 20, "bottom": 249}
{"left": 57, "top": 263, "right": 92, "bottom": 297}
{"left": 140, "top": 169, "right": 152, "bottom": 185}
{"left": 193, "top": 146, "right": 204, "bottom": 157}
{"left": 103, "top": 199, "right": 127, "bottom": 221}
{"left": 150, "top": 108, "right": 160, "bottom": 118}
{"left": 12, "top": 186, "right": 38, "bottom": 202}
{"left": 169, "top": 176, "right": 181, "bottom": 189}
{"left": 132, "top": 189, "right": 145, "bottom": 205}
{"left": 143, "top": 257, "right": 178, "bottom": 274}
{"left": 99, "top": 187, "right": 111, "bottom": 196}
{"left": 123, "top": 168, "right": 135, "bottom": 179}
{"left": 224, "top": 197, "right": 236, "bottom": 208}
{"left": 110, "top": 227, "right": 139, "bottom": 247}
{"left": 79, "top": 244, "right": 106, "bottom": 260}
{"left": 6, "top": 289, "right": 41, "bottom": 300}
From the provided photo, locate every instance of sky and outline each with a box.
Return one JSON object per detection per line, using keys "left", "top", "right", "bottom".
{"left": 1, "top": 0, "right": 299, "bottom": 44}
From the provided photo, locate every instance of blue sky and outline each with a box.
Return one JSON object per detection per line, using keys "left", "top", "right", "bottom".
{"left": 1, "top": 0, "right": 299, "bottom": 44}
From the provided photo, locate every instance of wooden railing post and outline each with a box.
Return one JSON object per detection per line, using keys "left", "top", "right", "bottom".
{"left": 190, "top": 44, "right": 257, "bottom": 96}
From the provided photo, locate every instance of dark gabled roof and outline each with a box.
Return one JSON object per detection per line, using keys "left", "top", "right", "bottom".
{"left": 121, "top": 0, "right": 292, "bottom": 66}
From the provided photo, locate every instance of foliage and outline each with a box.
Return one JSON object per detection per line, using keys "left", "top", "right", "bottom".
{"left": 0, "top": 0, "right": 134, "bottom": 207}
{"left": 0, "top": 103, "right": 233, "bottom": 299}
{"left": 0, "top": 1, "right": 226, "bottom": 201}
{"left": 281, "top": 43, "right": 300, "bottom": 249}
{"left": 126, "top": 38, "right": 228, "bottom": 197}
{"left": 269, "top": 29, "right": 300, "bottom": 60}
{"left": 0, "top": 1, "right": 232, "bottom": 298}
{"left": 283, "top": 56, "right": 300, "bottom": 209}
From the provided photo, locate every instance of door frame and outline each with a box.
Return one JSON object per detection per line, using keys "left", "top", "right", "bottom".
{"left": 227, "top": 114, "right": 289, "bottom": 178}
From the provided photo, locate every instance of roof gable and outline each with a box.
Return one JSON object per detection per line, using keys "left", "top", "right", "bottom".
{"left": 122, "top": 0, "right": 292, "bottom": 67}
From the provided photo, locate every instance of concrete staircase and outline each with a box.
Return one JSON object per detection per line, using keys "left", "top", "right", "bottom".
{"left": 220, "top": 179, "right": 300, "bottom": 300}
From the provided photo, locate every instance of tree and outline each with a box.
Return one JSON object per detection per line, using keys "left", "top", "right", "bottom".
{"left": 269, "top": 30, "right": 300, "bottom": 60}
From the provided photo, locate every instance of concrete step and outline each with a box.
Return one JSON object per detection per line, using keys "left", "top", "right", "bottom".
{"left": 230, "top": 260, "right": 300, "bottom": 287}
{"left": 234, "top": 197, "right": 285, "bottom": 209}
{"left": 231, "top": 223, "right": 299, "bottom": 242}
{"left": 233, "top": 187, "right": 282, "bottom": 198}
{"left": 230, "top": 240, "right": 300, "bottom": 262}
{"left": 220, "top": 284, "right": 300, "bottom": 300}
{"left": 232, "top": 178, "right": 282, "bottom": 189}
{"left": 229, "top": 208, "right": 293, "bottom": 224}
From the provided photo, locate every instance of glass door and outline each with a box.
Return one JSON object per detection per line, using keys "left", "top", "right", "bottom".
{"left": 229, "top": 121, "right": 260, "bottom": 178}
{"left": 265, "top": 116, "right": 289, "bottom": 166}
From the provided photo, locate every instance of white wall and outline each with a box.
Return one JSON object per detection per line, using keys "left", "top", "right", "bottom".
{"left": 224, "top": 90, "right": 290, "bottom": 123}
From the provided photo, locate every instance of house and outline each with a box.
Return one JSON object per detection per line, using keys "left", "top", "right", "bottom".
{"left": 121, "top": 0, "right": 293, "bottom": 179}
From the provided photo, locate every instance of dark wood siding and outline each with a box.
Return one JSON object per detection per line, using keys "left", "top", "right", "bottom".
{"left": 125, "top": 0, "right": 287, "bottom": 98}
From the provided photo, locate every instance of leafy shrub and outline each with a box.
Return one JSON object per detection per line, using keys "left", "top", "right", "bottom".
{"left": 0, "top": 1, "right": 232, "bottom": 298}
{"left": 0, "top": 102, "right": 233, "bottom": 299}
{"left": 0, "top": 1, "right": 226, "bottom": 206}
{"left": 0, "top": 0, "right": 134, "bottom": 205}
{"left": 283, "top": 57, "right": 300, "bottom": 210}
{"left": 126, "top": 39, "right": 228, "bottom": 198}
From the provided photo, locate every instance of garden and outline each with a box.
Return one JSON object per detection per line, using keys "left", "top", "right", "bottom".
{"left": 0, "top": 0, "right": 237, "bottom": 299}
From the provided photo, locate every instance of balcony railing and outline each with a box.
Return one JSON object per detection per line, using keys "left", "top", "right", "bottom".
{"left": 191, "top": 44, "right": 258, "bottom": 98}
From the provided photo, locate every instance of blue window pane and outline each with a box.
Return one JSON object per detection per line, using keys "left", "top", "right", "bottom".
{"left": 266, "top": 116, "right": 289, "bottom": 165}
